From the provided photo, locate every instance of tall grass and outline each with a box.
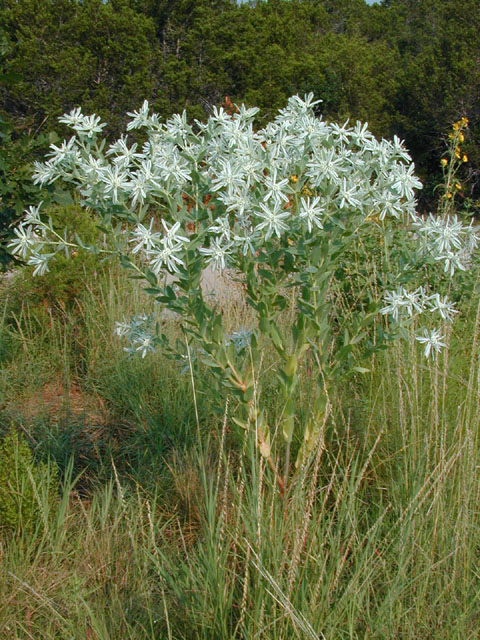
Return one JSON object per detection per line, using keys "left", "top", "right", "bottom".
{"left": 0, "top": 263, "right": 479, "bottom": 638}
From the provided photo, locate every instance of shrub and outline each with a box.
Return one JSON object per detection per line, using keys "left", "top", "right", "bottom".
{"left": 15, "top": 203, "right": 108, "bottom": 312}
{"left": 10, "top": 95, "right": 479, "bottom": 492}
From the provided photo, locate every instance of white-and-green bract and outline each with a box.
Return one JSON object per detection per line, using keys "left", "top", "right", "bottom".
{"left": 9, "top": 94, "right": 477, "bottom": 362}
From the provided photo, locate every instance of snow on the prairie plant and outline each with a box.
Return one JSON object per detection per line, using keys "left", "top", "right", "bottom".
{"left": 10, "top": 94, "right": 477, "bottom": 362}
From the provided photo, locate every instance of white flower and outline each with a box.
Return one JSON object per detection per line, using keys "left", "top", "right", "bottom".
{"left": 107, "top": 137, "right": 142, "bottom": 168}
{"left": 58, "top": 107, "right": 84, "bottom": 128}
{"left": 330, "top": 120, "right": 351, "bottom": 144}
{"left": 165, "top": 111, "right": 191, "bottom": 139}
{"left": 433, "top": 215, "right": 464, "bottom": 253}
{"left": 211, "top": 159, "right": 245, "bottom": 193}
{"left": 299, "top": 196, "right": 324, "bottom": 232}
{"left": 161, "top": 219, "right": 189, "bottom": 246}
{"left": 217, "top": 185, "right": 252, "bottom": 219}
{"left": 48, "top": 136, "right": 77, "bottom": 165}
{"left": 100, "top": 165, "right": 129, "bottom": 203}
{"left": 159, "top": 153, "right": 191, "bottom": 185}
{"left": 337, "top": 178, "right": 362, "bottom": 210}
{"left": 234, "top": 153, "right": 264, "bottom": 187}
{"left": 209, "top": 216, "right": 231, "bottom": 242}
{"left": 233, "top": 230, "right": 260, "bottom": 256}
{"left": 438, "top": 251, "right": 467, "bottom": 276}
{"left": 377, "top": 190, "right": 403, "bottom": 221}
{"left": 288, "top": 93, "right": 322, "bottom": 113}
{"left": 351, "top": 121, "right": 372, "bottom": 146}
{"left": 306, "top": 148, "right": 343, "bottom": 187}
{"left": 380, "top": 289, "right": 406, "bottom": 321}
{"left": 128, "top": 174, "right": 149, "bottom": 207}
{"left": 263, "top": 168, "right": 290, "bottom": 206}
{"left": 415, "top": 328, "right": 446, "bottom": 359}
{"left": 210, "top": 105, "right": 231, "bottom": 125}
{"left": 75, "top": 114, "right": 106, "bottom": 138}
{"left": 391, "top": 135, "right": 412, "bottom": 162}
{"left": 148, "top": 239, "right": 185, "bottom": 274}
{"left": 8, "top": 225, "right": 37, "bottom": 259}
{"left": 27, "top": 252, "right": 53, "bottom": 276}
{"left": 391, "top": 163, "right": 422, "bottom": 199}
{"left": 402, "top": 287, "right": 426, "bottom": 316}
{"left": 199, "top": 237, "right": 233, "bottom": 271}
{"left": 132, "top": 332, "right": 155, "bottom": 358}
{"left": 427, "top": 294, "right": 458, "bottom": 322}
{"left": 130, "top": 219, "right": 162, "bottom": 254}
{"left": 114, "top": 319, "right": 131, "bottom": 337}
{"left": 23, "top": 203, "right": 43, "bottom": 225}
{"left": 127, "top": 101, "right": 150, "bottom": 130}
{"left": 380, "top": 287, "right": 426, "bottom": 321}
{"left": 255, "top": 201, "right": 291, "bottom": 240}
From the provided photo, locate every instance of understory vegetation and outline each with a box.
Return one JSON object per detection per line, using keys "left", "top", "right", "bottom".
{"left": 0, "top": 246, "right": 479, "bottom": 638}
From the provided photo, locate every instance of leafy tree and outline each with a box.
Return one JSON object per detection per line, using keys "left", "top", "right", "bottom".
{"left": 0, "top": 0, "right": 160, "bottom": 132}
{"left": 0, "top": 30, "right": 54, "bottom": 269}
{"left": 377, "top": 0, "right": 480, "bottom": 205}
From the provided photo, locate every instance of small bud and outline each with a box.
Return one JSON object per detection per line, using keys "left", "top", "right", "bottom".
{"left": 440, "top": 158, "right": 448, "bottom": 167}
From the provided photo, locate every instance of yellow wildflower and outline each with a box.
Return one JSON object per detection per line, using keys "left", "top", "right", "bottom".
{"left": 462, "top": 154, "right": 468, "bottom": 163}
{"left": 440, "top": 158, "right": 448, "bottom": 167}
{"left": 455, "top": 182, "right": 462, "bottom": 190}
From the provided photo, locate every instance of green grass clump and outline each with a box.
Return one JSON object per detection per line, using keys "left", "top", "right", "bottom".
{"left": 0, "top": 427, "right": 59, "bottom": 536}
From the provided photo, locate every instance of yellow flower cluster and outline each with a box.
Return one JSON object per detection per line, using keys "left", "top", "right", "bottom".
{"left": 452, "top": 117, "right": 468, "bottom": 131}
{"left": 440, "top": 117, "right": 470, "bottom": 206}
{"left": 441, "top": 118, "right": 468, "bottom": 169}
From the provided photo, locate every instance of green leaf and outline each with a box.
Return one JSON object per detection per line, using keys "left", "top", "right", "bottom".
{"left": 284, "top": 354, "right": 298, "bottom": 378}
{"left": 243, "top": 385, "right": 255, "bottom": 403}
{"left": 282, "top": 415, "right": 295, "bottom": 443}
{"left": 231, "top": 416, "right": 249, "bottom": 430}
{"left": 145, "top": 269, "right": 157, "bottom": 286}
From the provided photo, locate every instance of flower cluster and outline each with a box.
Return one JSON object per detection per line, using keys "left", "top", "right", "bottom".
{"left": 9, "top": 94, "right": 471, "bottom": 360}
{"left": 380, "top": 287, "right": 458, "bottom": 357}
{"left": 14, "top": 94, "right": 422, "bottom": 278}
{"left": 114, "top": 314, "right": 157, "bottom": 358}
{"left": 412, "top": 213, "right": 478, "bottom": 276}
